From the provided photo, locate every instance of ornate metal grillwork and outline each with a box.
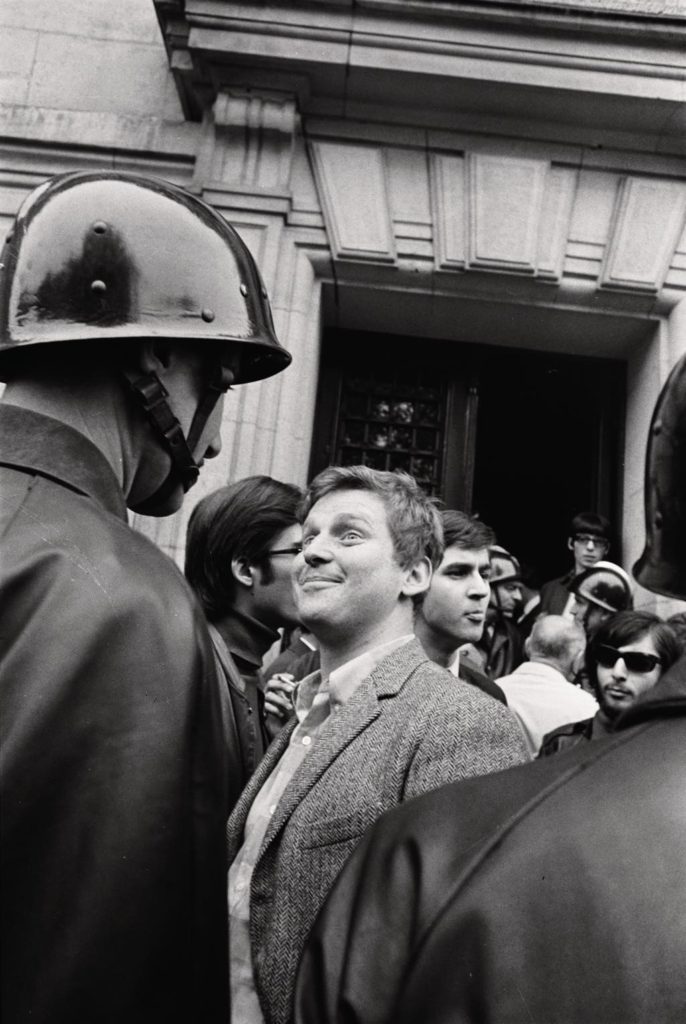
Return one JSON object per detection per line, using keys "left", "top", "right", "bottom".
{"left": 333, "top": 369, "right": 447, "bottom": 494}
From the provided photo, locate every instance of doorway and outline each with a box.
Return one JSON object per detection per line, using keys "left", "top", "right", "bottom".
{"left": 310, "top": 329, "right": 625, "bottom": 583}
{"left": 472, "top": 348, "right": 625, "bottom": 585}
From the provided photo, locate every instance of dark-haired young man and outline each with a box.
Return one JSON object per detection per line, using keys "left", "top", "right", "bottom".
{"left": 185, "top": 475, "right": 302, "bottom": 803}
{"left": 415, "top": 510, "right": 506, "bottom": 702}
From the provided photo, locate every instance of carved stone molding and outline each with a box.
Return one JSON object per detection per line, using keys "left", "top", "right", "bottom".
{"left": 467, "top": 153, "right": 548, "bottom": 274}
{"left": 431, "top": 154, "right": 466, "bottom": 270}
{"left": 306, "top": 138, "right": 685, "bottom": 300}
{"left": 310, "top": 141, "right": 396, "bottom": 262}
{"left": 601, "top": 177, "right": 686, "bottom": 293}
{"left": 193, "top": 88, "right": 300, "bottom": 197}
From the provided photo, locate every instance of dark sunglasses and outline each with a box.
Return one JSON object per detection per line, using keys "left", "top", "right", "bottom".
{"left": 594, "top": 644, "right": 662, "bottom": 674}
{"left": 266, "top": 544, "right": 303, "bottom": 558}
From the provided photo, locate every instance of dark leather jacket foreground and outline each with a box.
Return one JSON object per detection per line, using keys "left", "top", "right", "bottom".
{"left": 0, "top": 404, "right": 230, "bottom": 1024}
{"left": 296, "top": 655, "right": 686, "bottom": 1024}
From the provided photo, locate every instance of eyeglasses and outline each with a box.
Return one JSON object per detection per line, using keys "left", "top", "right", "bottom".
{"left": 574, "top": 534, "right": 609, "bottom": 548}
{"left": 594, "top": 644, "right": 662, "bottom": 674}
{"left": 266, "top": 545, "right": 303, "bottom": 558}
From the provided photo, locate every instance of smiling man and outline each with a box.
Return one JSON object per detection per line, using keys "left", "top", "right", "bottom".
{"left": 226, "top": 466, "right": 528, "bottom": 1024}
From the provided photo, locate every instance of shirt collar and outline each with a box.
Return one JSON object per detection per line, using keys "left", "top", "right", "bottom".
{"left": 0, "top": 404, "right": 127, "bottom": 520}
{"left": 214, "top": 607, "right": 280, "bottom": 670}
{"left": 294, "top": 633, "right": 414, "bottom": 722}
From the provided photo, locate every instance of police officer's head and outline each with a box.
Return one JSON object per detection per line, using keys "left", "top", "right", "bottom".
{"left": 570, "top": 561, "right": 633, "bottom": 639}
{"left": 488, "top": 545, "right": 523, "bottom": 620}
{"left": 633, "top": 353, "right": 686, "bottom": 601}
{"left": 0, "top": 171, "right": 291, "bottom": 516}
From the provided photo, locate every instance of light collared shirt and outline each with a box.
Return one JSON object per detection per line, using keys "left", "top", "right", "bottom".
{"left": 228, "top": 634, "right": 414, "bottom": 1024}
{"left": 498, "top": 660, "right": 598, "bottom": 756}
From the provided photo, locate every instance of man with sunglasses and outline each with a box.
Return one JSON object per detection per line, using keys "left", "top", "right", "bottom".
{"left": 185, "top": 475, "right": 303, "bottom": 809}
{"left": 539, "top": 610, "right": 679, "bottom": 755}
{"left": 295, "top": 354, "right": 686, "bottom": 1024}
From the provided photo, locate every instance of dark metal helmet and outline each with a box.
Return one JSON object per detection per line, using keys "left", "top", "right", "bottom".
{"left": 633, "top": 353, "right": 686, "bottom": 600}
{"left": 571, "top": 561, "right": 633, "bottom": 614}
{"left": 489, "top": 545, "right": 522, "bottom": 585}
{"left": 0, "top": 171, "right": 291, "bottom": 383}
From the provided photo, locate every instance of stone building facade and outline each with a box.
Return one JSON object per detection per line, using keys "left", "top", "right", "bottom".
{"left": 1, "top": 0, "right": 685, "bottom": 608}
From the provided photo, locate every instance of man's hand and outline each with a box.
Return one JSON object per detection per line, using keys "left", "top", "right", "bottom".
{"left": 264, "top": 673, "right": 297, "bottom": 740}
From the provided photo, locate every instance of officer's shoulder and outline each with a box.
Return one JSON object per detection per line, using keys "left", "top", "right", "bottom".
{"left": 19, "top": 489, "right": 194, "bottom": 618}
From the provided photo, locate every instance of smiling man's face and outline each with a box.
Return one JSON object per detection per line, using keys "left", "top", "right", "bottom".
{"left": 294, "top": 488, "right": 421, "bottom": 644}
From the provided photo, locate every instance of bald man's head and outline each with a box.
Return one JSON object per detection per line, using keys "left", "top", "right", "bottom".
{"left": 525, "top": 615, "right": 586, "bottom": 680}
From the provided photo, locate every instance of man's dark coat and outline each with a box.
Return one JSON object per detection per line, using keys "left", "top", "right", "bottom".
{"left": 296, "top": 654, "right": 686, "bottom": 1024}
{"left": 0, "top": 405, "right": 230, "bottom": 1023}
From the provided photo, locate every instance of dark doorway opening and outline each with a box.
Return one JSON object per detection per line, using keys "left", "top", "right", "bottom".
{"left": 310, "top": 329, "right": 625, "bottom": 584}
{"left": 472, "top": 348, "right": 625, "bottom": 586}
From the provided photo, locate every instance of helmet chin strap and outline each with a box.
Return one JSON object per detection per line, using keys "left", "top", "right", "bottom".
{"left": 123, "top": 360, "right": 235, "bottom": 514}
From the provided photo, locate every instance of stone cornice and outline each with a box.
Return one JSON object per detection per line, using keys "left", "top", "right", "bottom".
{"left": 155, "top": 1, "right": 686, "bottom": 145}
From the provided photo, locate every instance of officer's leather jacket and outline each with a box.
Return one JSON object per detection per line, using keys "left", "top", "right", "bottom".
{"left": 0, "top": 404, "right": 231, "bottom": 1023}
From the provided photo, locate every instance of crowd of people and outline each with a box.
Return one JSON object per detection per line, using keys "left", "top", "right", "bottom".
{"left": 1, "top": 172, "right": 685, "bottom": 1024}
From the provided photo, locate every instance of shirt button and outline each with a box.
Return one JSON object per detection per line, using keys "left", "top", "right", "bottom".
{"left": 302, "top": 736, "right": 312, "bottom": 746}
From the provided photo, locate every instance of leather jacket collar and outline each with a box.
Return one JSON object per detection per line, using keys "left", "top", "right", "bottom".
{"left": 0, "top": 403, "right": 127, "bottom": 520}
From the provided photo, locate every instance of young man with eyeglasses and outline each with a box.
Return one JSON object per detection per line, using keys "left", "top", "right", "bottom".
{"left": 185, "top": 475, "right": 303, "bottom": 809}
{"left": 524, "top": 512, "right": 611, "bottom": 628}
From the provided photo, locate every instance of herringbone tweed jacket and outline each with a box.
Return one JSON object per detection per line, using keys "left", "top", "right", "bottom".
{"left": 227, "top": 637, "right": 529, "bottom": 1024}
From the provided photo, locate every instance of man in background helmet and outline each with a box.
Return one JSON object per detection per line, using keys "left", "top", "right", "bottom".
{"left": 294, "top": 360, "right": 686, "bottom": 1024}
{"left": 570, "top": 560, "right": 633, "bottom": 637}
{"left": 0, "top": 171, "right": 290, "bottom": 1023}
{"left": 467, "top": 545, "right": 525, "bottom": 679}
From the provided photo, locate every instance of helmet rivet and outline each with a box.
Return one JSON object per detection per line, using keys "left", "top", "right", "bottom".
{"left": 240, "top": 283, "right": 248, "bottom": 297}
{"left": 201, "top": 308, "right": 215, "bottom": 323}
{"left": 91, "top": 279, "right": 107, "bottom": 294}
{"left": 93, "top": 221, "right": 108, "bottom": 235}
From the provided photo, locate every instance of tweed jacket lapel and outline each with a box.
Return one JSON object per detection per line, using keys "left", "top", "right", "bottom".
{"left": 260, "top": 638, "right": 428, "bottom": 856}
{"left": 226, "top": 638, "right": 429, "bottom": 862}
{"left": 226, "top": 722, "right": 296, "bottom": 860}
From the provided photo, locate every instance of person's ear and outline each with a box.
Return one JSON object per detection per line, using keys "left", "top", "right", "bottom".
{"left": 570, "top": 648, "right": 586, "bottom": 680}
{"left": 567, "top": 537, "right": 574, "bottom": 553}
{"left": 401, "top": 557, "right": 432, "bottom": 598}
{"left": 524, "top": 636, "right": 532, "bottom": 659}
{"left": 231, "top": 556, "right": 254, "bottom": 590}
{"left": 138, "top": 338, "right": 174, "bottom": 376}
